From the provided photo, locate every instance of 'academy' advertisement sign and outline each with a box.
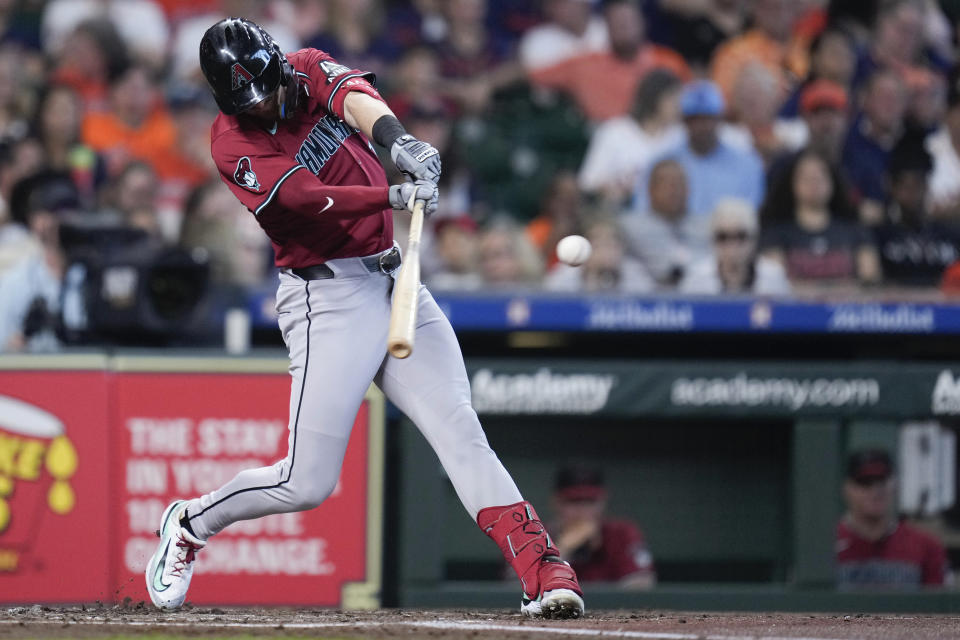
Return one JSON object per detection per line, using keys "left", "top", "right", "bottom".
{"left": 465, "top": 360, "right": 960, "bottom": 418}
{"left": 471, "top": 368, "right": 616, "bottom": 414}
{"left": 669, "top": 374, "right": 880, "bottom": 412}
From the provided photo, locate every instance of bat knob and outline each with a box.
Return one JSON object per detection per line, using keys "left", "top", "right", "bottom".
{"left": 388, "top": 340, "right": 412, "bottom": 359}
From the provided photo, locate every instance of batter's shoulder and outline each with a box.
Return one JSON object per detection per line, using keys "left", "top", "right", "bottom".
{"left": 210, "top": 111, "right": 245, "bottom": 142}
{"left": 210, "top": 112, "right": 270, "bottom": 148}
{"left": 287, "top": 48, "right": 348, "bottom": 80}
{"left": 285, "top": 48, "right": 379, "bottom": 120}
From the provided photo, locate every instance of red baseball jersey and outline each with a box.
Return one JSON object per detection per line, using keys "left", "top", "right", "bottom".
{"left": 210, "top": 49, "right": 393, "bottom": 268}
{"left": 567, "top": 519, "right": 656, "bottom": 583}
{"left": 836, "top": 519, "right": 948, "bottom": 589}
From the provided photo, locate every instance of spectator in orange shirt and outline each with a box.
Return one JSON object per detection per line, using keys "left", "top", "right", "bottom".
{"left": 710, "top": 0, "right": 799, "bottom": 105}
{"left": 153, "top": 0, "right": 219, "bottom": 22}
{"left": 728, "top": 63, "right": 806, "bottom": 164}
{"left": 530, "top": 0, "right": 690, "bottom": 122}
{"left": 81, "top": 63, "right": 179, "bottom": 180}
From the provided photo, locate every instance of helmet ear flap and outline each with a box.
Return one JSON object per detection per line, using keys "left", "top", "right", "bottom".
{"left": 278, "top": 51, "right": 299, "bottom": 119}
{"left": 259, "top": 33, "right": 298, "bottom": 119}
{"left": 274, "top": 42, "right": 292, "bottom": 86}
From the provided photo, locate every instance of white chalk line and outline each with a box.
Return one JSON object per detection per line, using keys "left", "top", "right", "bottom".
{"left": 0, "top": 616, "right": 861, "bottom": 640}
{"left": 414, "top": 621, "right": 855, "bottom": 640}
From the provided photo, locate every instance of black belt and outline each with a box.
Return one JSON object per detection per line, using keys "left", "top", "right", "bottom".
{"left": 292, "top": 247, "right": 401, "bottom": 280}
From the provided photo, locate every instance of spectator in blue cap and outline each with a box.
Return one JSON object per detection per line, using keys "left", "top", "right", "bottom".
{"left": 632, "top": 80, "right": 765, "bottom": 220}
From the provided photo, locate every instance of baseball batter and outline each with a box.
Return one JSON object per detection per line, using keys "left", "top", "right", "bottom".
{"left": 145, "top": 17, "right": 584, "bottom": 619}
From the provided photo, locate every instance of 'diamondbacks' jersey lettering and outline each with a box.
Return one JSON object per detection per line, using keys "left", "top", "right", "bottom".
{"left": 836, "top": 521, "right": 947, "bottom": 588}
{"left": 295, "top": 115, "right": 355, "bottom": 175}
{"left": 836, "top": 560, "right": 922, "bottom": 587}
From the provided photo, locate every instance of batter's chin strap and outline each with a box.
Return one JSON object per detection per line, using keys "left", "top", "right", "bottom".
{"left": 278, "top": 57, "right": 300, "bottom": 120}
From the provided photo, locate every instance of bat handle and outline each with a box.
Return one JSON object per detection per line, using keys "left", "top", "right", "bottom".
{"left": 407, "top": 199, "right": 425, "bottom": 247}
{"left": 387, "top": 199, "right": 426, "bottom": 359}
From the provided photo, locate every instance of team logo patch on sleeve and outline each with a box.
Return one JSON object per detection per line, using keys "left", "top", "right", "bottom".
{"left": 319, "top": 60, "right": 351, "bottom": 83}
{"left": 234, "top": 156, "right": 261, "bottom": 192}
{"left": 232, "top": 63, "right": 255, "bottom": 90}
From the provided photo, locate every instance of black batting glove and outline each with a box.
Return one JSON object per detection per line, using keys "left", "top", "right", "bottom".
{"left": 389, "top": 179, "right": 439, "bottom": 216}
{"left": 390, "top": 134, "right": 441, "bottom": 183}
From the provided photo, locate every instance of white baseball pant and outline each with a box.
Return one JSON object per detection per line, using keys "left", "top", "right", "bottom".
{"left": 183, "top": 250, "right": 523, "bottom": 540}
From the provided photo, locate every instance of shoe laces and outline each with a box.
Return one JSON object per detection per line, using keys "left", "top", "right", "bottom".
{"left": 171, "top": 534, "right": 202, "bottom": 576}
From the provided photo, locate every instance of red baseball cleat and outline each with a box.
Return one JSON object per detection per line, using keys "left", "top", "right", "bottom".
{"left": 477, "top": 501, "right": 584, "bottom": 619}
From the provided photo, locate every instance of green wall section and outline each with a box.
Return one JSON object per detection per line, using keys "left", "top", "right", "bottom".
{"left": 400, "top": 418, "right": 791, "bottom": 583}
{"left": 394, "top": 359, "right": 960, "bottom": 612}
{"left": 791, "top": 419, "right": 843, "bottom": 587}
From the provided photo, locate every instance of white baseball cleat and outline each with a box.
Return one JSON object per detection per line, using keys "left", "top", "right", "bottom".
{"left": 145, "top": 500, "right": 205, "bottom": 610}
{"left": 540, "top": 588, "right": 585, "bottom": 619}
{"left": 522, "top": 588, "right": 585, "bottom": 619}
{"left": 520, "top": 556, "right": 585, "bottom": 619}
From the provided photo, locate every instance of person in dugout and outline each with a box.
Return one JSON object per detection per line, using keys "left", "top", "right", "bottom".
{"left": 550, "top": 463, "right": 657, "bottom": 588}
{"left": 836, "top": 449, "right": 949, "bottom": 589}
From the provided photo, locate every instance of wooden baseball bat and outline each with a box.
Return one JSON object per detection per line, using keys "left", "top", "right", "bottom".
{"left": 387, "top": 199, "right": 425, "bottom": 358}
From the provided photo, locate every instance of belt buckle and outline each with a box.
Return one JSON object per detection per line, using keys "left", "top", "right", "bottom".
{"left": 379, "top": 247, "right": 401, "bottom": 275}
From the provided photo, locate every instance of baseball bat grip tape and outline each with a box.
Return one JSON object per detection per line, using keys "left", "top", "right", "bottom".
{"left": 387, "top": 199, "right": 425, "bottom": 359}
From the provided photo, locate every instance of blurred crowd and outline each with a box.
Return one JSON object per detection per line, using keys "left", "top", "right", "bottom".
{"left": 1, "top": 0, "right": 960, "bottom": 349}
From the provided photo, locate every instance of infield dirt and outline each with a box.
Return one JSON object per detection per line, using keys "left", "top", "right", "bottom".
{"left": 1, "top": 605, "right": 959, "bottom": 640}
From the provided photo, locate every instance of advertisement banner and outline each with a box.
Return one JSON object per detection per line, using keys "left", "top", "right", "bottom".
{"left": 465, "top": 360, "right": 960, "bottom": 419}
{"left": 423, "top": 293, "right": 960, "bottom": 334}
{"left": 112, "top": 372, "right": 379, "bottom": 606}
{"left": 0, "top": 370, "right": 111, "bottom": 602}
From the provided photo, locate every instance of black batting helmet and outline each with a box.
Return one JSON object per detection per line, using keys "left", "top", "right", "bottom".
{"left": 199, "top": 17, "right": 299, "bottom": 117}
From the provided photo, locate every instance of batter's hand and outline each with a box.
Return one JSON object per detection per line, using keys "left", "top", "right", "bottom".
{"left": 389, "top": 179, "right": 438, "bottom": 216}
{"left": 390, "top": 134, "right": 441, "bottom": 183}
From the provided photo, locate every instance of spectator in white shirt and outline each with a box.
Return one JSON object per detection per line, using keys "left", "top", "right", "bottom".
{"left": 680, "top": 198, "right": 791, "bottom": 296}
{"left": 578, "top": 69, "right": 684, "bottom": 205}
{"left": 519, "top": 0, "right": 608, "bottom": 71}
{"left": 621, "top": 158, "right": 709, "bottom": 287}
{"left": 42, "top": 0, "right": 169, "bottom": 69}
{"left": 0, "top": 172, "right": 81, "bottom": 352}
{"left": 927, "top": 73, "right": 960, "bottom": 218}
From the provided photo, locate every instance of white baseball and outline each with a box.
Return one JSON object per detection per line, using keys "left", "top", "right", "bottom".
{"left": 556, "top": 234, "right": 592, "bottom": 266}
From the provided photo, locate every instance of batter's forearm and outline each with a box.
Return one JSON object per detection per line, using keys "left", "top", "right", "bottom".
{"left": 343, "top": 91, "right": 395, "bottom": 140}
{"left": 344, "top": 91, "right": 441, "bottom": 183}
{"left": 272, "top": 168, "right": 389, "bottom": 219}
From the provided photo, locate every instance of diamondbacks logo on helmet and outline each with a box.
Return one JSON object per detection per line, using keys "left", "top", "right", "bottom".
{"left": 234, "top": 157, "right": 261, "bottom": 192}
{"left": 231, "top": 63, "right": 255, "bottom": 90}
